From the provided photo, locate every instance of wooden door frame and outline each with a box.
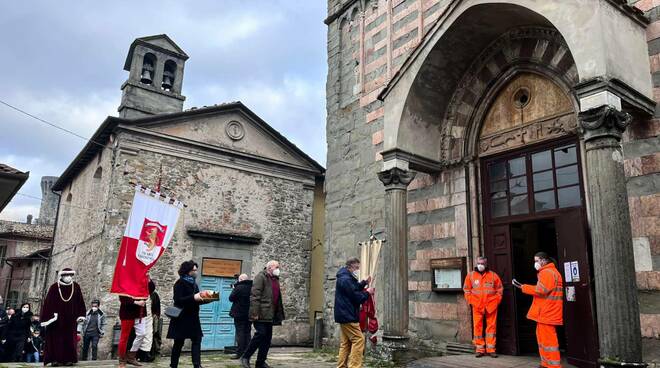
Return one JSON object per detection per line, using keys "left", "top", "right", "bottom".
{"left": 478, "top": 135, "right": 597, "bottom": 359}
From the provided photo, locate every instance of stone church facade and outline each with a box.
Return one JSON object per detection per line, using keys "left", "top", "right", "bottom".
{"left": 324, "top": 0, "right": 660, "bottom": 365}
{"left": 49, "top": 35, "right": 324, "bottom": 358}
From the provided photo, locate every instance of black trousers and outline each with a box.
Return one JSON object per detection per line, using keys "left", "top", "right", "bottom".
{"left": 242, "top": 322, "right": 273, "bottom": 367}
{"left": 170, "top": 337, "right": 201, "bottom": 368}
{"left": 6, "top": 338, "right": 25, "bottom": 362}
{"left": 81, "top": 334, "right": 100, "bottom": 360}
{"left": 234, "top": 320, "right": 251, "bottom": 357}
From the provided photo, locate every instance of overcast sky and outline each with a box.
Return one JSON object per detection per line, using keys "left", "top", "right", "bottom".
{"left": 0, "top": 1, "right": 328, "bottom": 222}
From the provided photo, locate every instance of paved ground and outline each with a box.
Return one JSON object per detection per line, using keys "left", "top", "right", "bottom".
{"left": 408, "top": 354, "right": 578, "bottom": 368}
{"left": 0, "top": 347, "right": 389, "bottom": 368}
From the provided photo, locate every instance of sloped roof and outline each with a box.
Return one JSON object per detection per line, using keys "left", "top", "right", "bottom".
{"left": 123, "top": 34, "right": 189, "bottom": 71}
{"left": 0, "top": 164, "right": 28, "bottom": 213}
{"left": 53, "top": 102, "right": 325, "bottom": 191}
{"left": 0, "top": 220, "right": 53, "bottom": 240}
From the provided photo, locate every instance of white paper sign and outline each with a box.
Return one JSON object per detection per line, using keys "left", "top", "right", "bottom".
{"left": 566, "top": 286, "right": 576, "bottom": 302}
{"left": 570, "top": 261, "right": 580, "bottom": 282}
{"left": 564, "top": 262, "right": 573, "bottom": 283}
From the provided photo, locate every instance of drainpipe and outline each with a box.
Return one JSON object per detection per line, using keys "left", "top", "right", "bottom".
{"left": 4, "top": 259, "right": 14, "bottom": 304}
{"left": 42, "top": 191, "right": 61, "bottom": 303}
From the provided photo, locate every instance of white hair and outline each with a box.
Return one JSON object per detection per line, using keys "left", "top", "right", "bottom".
{"left": 238, "top": 274, "right": 249, "bottom": 281}
{"left": 266, "top": 260, "right": 279, "bottom": 270}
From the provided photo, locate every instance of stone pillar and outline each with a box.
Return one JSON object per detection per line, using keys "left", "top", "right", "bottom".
{"left": 377, "top": 167, "right": 415, "bottom": 338}
{"left": 579, "top": 104, "right": 645, "bottom": 367}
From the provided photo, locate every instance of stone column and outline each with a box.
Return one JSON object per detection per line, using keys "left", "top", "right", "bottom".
{"left": 579, "top": 104, "right": 645, "bottom": 367}
{"left": 378, "top": 167, "right": 415, "bottom": 338}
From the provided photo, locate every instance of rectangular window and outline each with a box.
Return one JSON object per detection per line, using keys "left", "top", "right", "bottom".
{"left": 484, "top": 140, "right": 582, "bottom": 220}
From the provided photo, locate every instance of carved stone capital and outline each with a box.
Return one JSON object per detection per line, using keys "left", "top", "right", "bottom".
{"left": 378, "top": 168, "right": 416, "bottom": 190}
{"left": 578, "top": 105, "right": 631, "bottom": 143}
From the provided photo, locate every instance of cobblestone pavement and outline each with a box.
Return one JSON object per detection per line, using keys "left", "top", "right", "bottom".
{"left": 0, "top": 347, "right": 396, "bottom": 368}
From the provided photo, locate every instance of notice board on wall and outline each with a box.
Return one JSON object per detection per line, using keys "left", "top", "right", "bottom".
{"left": 202, "top": 258, "right": 242, "bottom": 277}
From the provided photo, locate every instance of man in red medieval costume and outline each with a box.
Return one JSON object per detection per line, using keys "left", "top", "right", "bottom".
{"left": 41, "top": 268, "right": 86, "bottom": 366}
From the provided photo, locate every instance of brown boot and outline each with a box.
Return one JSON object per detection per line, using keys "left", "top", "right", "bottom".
{"left": 118, "top": 354, "right": 127, "bottom": 368}
{"left": 126, "top": 351, "right": 142, "bottom": 366}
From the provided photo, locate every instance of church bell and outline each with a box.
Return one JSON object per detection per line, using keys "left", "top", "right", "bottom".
{"left": 140, "top": 70, "right": 153, "bottom": 85}
{"left": 162, "top": 70, "right": 174, "bottom": 90}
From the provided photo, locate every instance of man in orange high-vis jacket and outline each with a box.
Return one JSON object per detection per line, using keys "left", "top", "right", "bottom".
{"left": 463, "top": 256, "right": 503, "bottom": 358}
{"left": 514, "top": 252, "right": 563, "bottom": 368}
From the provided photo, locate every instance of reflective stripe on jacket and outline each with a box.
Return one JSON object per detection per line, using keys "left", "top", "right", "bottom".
{"left": 522, "top": 263, "right": 563, "bottom": 325}
{"left": 463, "top": 270, "right": 503, "bottom": 313}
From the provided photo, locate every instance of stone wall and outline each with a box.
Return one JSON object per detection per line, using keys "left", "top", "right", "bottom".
{"left": 50, "top": 128, "right": 316, "bottom": 358}
{"left": 325, "top": 0, "right": 660, "bottom": 353}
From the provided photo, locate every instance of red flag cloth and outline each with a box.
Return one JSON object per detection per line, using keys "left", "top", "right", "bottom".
{"left": 111, "top": 187, "right": 182, "bottom": 298}
{"left": 359, "top": 292, "right": 378, "bottom": 334}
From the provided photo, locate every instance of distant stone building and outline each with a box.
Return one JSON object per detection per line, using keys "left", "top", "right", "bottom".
{"left": 0, "top": 175, "right": 58, "bottom": 312}
{"left": 49, "top": 35, "right": 325, "bottom": 358}
{"left": 324, "top": 0, "right": 659, "bottom": 366}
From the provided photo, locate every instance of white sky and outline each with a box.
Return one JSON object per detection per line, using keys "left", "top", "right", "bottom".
{"left": 0, "top": 1, "right": 328, "bottom": 222}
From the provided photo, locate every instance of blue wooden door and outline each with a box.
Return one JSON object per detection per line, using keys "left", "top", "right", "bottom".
{"left": 200, "top": 276, "right": 235, "bottom": 350}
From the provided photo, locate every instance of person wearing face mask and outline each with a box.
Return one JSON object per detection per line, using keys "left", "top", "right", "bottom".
{"left": 229, "top": 274, "right": 253, "bottom": 360}
{"left": 3, "top": 303, "right": 33, "bottom": 362}
{"left": 240, "top": 260, "right": 286, "bottom": 368}
{"left": 513, "top": 252, "right": 563, "bottom": 368}
{"left": 80, "top": 300, "right": 106, "bottom": 361}
{"left": 40, "top": 268, "right": 86, "bottom": 366}
{"left": 333, "top": 257, "right": 373, "bottom": 368}
{"left": 168, "top": 260, "right": 211, "bottom": 368}
{"left": 463, "top": 256, "right": 503, "bottom": 358}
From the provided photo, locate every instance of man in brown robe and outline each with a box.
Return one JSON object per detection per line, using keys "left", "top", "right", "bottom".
{"left": 41, "top": 268, "right": 86, "bottom": 366}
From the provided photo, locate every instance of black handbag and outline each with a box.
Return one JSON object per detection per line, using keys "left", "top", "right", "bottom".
{"left": 164, "top": 305, "right": 182, "bottom": 319}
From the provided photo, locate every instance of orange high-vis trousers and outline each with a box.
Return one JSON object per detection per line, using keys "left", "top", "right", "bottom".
{"left": 537, "top": 323, "right": 561, "bottom": 368}
{"left": 472, "top": 309, "right": 497, "bottom": 353}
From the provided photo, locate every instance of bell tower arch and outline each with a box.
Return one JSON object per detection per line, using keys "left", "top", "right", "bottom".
{"left": 118, "top": 34, "right": 188, "bottom": 118}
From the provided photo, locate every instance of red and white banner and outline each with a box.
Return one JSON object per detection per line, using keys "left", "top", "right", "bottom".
{"left": 111, "top": 186, "right": 183, "bottom": 298}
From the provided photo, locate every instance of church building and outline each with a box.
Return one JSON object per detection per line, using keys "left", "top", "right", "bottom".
{"left": 49, "top": 35, "right": 325, "bottom": 358}
{"left": 324, "top": 1, "right": 660, "bottom": 366}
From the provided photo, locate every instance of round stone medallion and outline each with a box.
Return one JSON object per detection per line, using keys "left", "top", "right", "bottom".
{"left": 226, "top": 121, "right": 245, "bottom": 141}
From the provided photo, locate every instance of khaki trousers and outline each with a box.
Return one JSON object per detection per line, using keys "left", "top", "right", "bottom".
{"left": 337, "top": 322, "right": 365, "bottom": 368}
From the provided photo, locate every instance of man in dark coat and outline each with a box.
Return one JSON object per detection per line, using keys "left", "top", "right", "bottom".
{"left": 334, "top": 258, "right": 372, "bottom": 368}
{"left": 40, "top": 268, "right": 86, "bottom": 366}
{"left": 240, "top": 260, "right": 285, "bottom": 368}
{"left": 229, "top": 274, "right": 252, "bottom": 359}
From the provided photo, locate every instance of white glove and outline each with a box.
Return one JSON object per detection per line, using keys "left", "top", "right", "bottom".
{"left": 40, "top": 313, "right": 58, "bottom": 327}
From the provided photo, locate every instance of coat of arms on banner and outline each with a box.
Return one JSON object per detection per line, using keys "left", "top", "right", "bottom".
{"left": 136, "top": 218, "right": 168, "bottom": 265}
{"left": 111, "top": 185, "right": 183, "bottom": 298}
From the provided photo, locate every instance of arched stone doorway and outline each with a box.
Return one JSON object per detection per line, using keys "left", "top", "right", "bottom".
{"left": 376, "top": 1, "right": 655, "bottom": 366}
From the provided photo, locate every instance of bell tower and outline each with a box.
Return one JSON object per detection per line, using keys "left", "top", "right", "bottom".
{"left": 118, "top": 34, "right": 188, "bottom": 119}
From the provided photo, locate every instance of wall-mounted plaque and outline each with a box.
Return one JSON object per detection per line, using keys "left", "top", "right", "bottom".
{"left": 202, "top": 258, "right": 242, "bottom": 277}
{"left": 430, "top": 257, "right": 467, "bottom": 292}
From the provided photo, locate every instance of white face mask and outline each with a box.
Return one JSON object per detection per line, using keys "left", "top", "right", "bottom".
{"left": 534, "top": 262, "right": 542, "bottom": 271}
{"left": 352, "top": 270, "right": 360, "bottom": 278}
{"left": 21, "top": 307, "right": 28, "bottom": 313}
{"left": 92, "top": 307, "right": 98, "bottom": 312}
{"left": 476, "top": 264, "right": 486, "bottom": 272}
{"left": 272, "top": 268, "right": 281, "bottom": 277}
{"left": 62, "top": 276, "right": 73, "bottom": 284}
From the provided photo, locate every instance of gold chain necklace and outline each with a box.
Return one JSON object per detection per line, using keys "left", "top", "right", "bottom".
{"left": 58, "top": 283, "right": 74, "bottom": 302}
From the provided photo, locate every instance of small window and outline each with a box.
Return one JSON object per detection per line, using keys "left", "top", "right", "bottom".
{"left": 162, "top": 60, "right": 176, "bottom": 91}
{"left": 93, "top": 166, "right": 102, "bottom": 180}
{"left": 140, "top": 53, "right": 156, "bottom": 85}
{"left": 66, "top": 193, "right": 73, "bottom": 202}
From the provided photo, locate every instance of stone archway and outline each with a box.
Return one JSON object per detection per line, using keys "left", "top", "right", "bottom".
{"left": 376, "top": 1, "right": 654, "bottom": 365}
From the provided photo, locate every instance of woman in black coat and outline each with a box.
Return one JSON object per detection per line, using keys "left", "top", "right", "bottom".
{"left": 167, "top": 260, "right": 206, "bottom": 368}
{"left": 3, "top": 303, "right": 33, "bottom": 362}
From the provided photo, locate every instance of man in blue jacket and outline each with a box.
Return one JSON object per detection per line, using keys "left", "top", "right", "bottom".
{"left": 334, "top": 257, "right": 373, "bottom": 368}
